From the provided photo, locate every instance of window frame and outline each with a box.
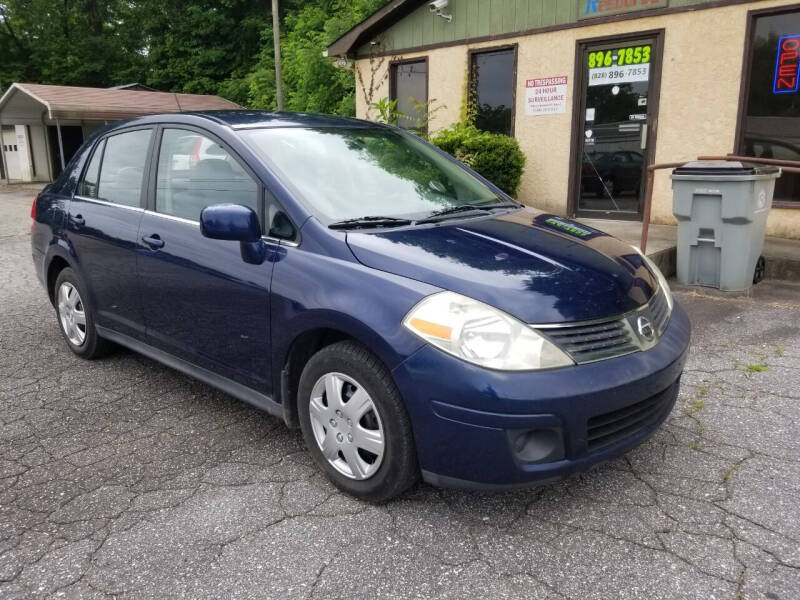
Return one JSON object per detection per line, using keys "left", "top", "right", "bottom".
{"left": 76, "top": 138, "right": 106, "bottom": 200}
{"left": 389, "top": 57, "right": 429, "bottom": 133}
{"left": 74, "top": 125, "right": 156, "bottom": 210}
{"left": 735, "top": 3, "right": 800, "bottom": 209}
{"left": 467, "top": 44, "right": 519, "bottom": 137}
{"left": 146, "top": 124, "right": 299, "bottom": 244}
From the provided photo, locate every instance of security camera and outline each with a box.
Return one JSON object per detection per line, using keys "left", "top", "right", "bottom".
{"left": 428, "top": 0, "right": 448, "bottom": 12}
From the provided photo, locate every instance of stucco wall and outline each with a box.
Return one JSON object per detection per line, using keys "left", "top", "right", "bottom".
{"left": 354, "top": 0, "right": 800, "bottom": 239}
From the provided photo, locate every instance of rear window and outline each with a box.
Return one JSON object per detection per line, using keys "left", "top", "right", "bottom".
{"left": 96, "top": 129, "right": 152, "bottom": 207}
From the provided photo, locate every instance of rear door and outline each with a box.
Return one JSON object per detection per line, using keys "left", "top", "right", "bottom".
{"left": 136, "top": 126, "right": 275, "bottom": 393}
{"left": 68, "top": 127, "right": 154, "bottom": 339}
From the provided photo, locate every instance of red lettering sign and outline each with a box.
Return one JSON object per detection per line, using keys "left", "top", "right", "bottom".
{"left": 774, "top": 35, "right": 800, "bottom": 94}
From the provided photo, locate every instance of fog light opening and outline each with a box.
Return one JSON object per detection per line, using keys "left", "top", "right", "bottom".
{"left": 508, "top": 428, "right": 565, "bottom": 464}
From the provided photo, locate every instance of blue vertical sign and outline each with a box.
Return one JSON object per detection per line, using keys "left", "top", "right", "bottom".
{"left": 773, "top": 34, "right": 800, "bottom": 94}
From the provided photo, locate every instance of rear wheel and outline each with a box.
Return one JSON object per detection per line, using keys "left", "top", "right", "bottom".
{"left": 54, "top": 268, "right": 113, "bottom": 359}
{"left": 297, "top": 341, "right": 418, "bottom": 502}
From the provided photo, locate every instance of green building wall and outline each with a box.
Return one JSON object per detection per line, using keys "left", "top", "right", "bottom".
{"left": 358, "top": 0, "right": 718, "bottom": 55}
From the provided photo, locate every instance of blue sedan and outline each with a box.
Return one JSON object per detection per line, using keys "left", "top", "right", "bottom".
{"left": 31, "top": 111, "right": 690, "bottom": 501}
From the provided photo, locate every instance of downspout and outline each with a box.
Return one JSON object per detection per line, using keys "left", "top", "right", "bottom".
{"left": 26, "top": 124, "right": 36, "bottom": 179}
{"left": 0, "top": 125, "right": 9, "bottom": 183}
{"left": 41, "top": 111, "right": 53, "bottom": 182}
{"left": 55, "top": 118, "right": 65, "bottom": 172}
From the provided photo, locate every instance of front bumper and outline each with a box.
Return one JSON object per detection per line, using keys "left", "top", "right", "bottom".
{"left": 392, "top": 302, "right": 691, "bottom": 488}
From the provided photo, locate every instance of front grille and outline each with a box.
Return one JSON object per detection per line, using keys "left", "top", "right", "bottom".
{"left": 537, "top": 285, "right": 672, "bottom": 364}
{"left": 586, "top": 383, "right": 676, "bottom": 452}
{"left": 649, "top": 287, "right": 670, "bottom": 333}
{"left": 543, "top": 320, "right": 639, "bottom": 363}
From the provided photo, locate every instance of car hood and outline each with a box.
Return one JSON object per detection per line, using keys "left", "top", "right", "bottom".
{"left": 345, "top": 209, "right": 658, "bottom": 324}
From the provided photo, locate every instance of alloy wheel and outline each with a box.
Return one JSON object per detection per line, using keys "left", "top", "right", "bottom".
{"left": 57, "top": 282, "right": 86, "bottom": 346}
{"left": 308, "top": 372, "right": 385, "bottom": 480}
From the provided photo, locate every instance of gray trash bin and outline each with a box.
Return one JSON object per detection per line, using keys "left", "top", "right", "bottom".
{"left": 671, "top": 161, "right": 780, "bottom": 292}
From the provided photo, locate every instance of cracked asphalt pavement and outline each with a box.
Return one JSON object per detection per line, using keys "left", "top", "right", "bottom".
{"left": 1, "top": 185, "right": 799, "bottom": 599}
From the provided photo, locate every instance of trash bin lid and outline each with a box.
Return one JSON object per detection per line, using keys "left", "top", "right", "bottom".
{"left": 672, "top": 160, "right": 780, "bottom": 176}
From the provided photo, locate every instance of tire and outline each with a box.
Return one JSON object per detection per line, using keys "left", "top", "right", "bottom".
{"left": 753, "top": 255, "right": 766, "bottom": 284}
{"left": 297, "top": 341, "right": 418, "bottom": 502}
{"left": 53, "top": 267, "right": 113, "bottom": 359}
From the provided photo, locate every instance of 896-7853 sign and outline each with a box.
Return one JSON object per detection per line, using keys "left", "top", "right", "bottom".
{"left": 587, "top": 45, "right": 651, "bottom": 86}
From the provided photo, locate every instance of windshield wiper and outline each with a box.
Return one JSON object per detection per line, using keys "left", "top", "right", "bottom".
{"left": 416, "top": 201, "right": 521, "bottom": 225}
{"left": 328, "top": 216, "right": 413, "bottom": 230}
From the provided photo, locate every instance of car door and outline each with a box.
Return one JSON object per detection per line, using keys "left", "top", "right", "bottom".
{"left": 136, "top": 126, "right": 275, "bottom": 394}
{"left": 68, "top": 127, "right": 154, "bottom": 339}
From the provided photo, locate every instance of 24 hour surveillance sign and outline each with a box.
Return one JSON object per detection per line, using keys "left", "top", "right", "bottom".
{"left": 525, "top": 76, "right": 568, "bottom": 116}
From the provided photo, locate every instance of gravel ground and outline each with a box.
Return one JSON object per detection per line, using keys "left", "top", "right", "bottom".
{"left": 1, "top": 185, "right": 799, "bottom": 599}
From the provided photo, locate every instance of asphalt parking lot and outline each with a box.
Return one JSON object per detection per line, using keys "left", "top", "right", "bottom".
{"left": 1, "top": 185, "right": 799, "bottom": 599}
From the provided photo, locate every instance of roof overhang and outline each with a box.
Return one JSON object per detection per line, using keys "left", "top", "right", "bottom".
{"left": 326, "top": 0, "right": 428, "bottom": 57}
{"left": 0, "top": 83, "right": 240, "bottom": 125}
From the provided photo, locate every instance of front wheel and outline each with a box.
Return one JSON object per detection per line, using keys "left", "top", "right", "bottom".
{"left": 297, "top": 341, "right": 418, "bottom": 502}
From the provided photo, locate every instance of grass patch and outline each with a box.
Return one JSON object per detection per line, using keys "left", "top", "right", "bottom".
{"left": 775, "top": 346, "right": 785, "bottom": 357}
{"left": 722, "top": 462, "right": 741, "bottom": 482}
{"left": 745, "top": 363, "right": 768, "bottom": 373}
{"left": 685, "top": 400, "right": 706, "bottom": 416}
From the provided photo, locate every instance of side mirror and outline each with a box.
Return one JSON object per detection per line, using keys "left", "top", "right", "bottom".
{"left": 200, "top": 204, "right": 262, "bottom": 243}
{"left": 200, "top": 204, "right": 266, "bottom": 265}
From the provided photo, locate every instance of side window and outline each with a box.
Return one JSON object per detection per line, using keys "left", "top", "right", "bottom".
{"left": 97, "top": 130, "right": 152, "bottom": 207}
{"left": 78, "top": 140, "right": 105, "bottom": 198}
{"left": 156, "top": 129, "right": 258, "bottom": 221}
{"left": 265, "top": 190, "right": 296, "bottom": 241}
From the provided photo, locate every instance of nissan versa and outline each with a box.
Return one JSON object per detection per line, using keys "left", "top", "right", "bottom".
{"left": 31, "top": 111, "right": 690, "bottom": 502}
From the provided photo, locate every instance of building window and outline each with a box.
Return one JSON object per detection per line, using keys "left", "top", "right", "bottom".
{"left": 740, "top": 8, "right": 800, "bottom": 204}
{"left": 469, "top": 46, "right": 517, "bottom": 136}
{"left": 390, "top": 59, "right": 428, "bottom": 133}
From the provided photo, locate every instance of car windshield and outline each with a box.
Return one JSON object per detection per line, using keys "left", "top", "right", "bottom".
{"left": 239, "top": 126, "right": 505, "bottom": 223}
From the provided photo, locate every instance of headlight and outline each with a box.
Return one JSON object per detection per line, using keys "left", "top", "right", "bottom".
{"left": 633, "top": 245, "right": 673, "bottom": 313}
{"left": 402, "top": 291, "right": 573, "bottom": 371}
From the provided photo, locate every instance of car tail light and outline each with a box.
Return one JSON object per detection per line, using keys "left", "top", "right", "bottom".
{"left": 30, "top": 194, "right": 38, "bottom": 230}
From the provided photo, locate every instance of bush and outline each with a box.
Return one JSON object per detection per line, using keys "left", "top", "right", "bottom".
{"left": 430, "top": 125, "right": 526, "bottom": 197}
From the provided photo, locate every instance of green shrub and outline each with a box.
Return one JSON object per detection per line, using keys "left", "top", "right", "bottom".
{"left": 430, "top": 125, "right": 526, "bottom": 197}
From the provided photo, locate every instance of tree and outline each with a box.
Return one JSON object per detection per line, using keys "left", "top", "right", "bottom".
{"left": 248, "top": 0, "right": 385, "bottom": 114}
{"left": 0, "top": 0, "right": 389, "bottom": 117}
{"left": 0, "top": 0, "right": 146, "bottom": 90}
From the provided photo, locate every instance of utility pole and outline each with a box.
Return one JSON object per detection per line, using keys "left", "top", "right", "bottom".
{"left": 271, "top": 0, "right": 283, "bottom": 111}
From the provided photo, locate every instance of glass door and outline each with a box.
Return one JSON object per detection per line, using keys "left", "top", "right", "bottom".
{"left": 575, "top": 36, "right": 659, "bottom": 219}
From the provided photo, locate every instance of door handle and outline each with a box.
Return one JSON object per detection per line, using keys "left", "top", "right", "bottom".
{"left": 142, "top": 234, "right": 165, "bottom": 249}
{"left": 71, "top": 214, "right": 85, "bottom": 227}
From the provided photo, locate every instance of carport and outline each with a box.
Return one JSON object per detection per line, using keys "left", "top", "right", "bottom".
{"left": 0, "top": 83, "right": 240, "bottom": 183}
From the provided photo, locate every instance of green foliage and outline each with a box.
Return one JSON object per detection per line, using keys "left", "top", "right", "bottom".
{"left": 370, "top": 98, "right": 402, "bottom": 125}
{"left": 0, "top": 0, "right": 388, "bottom": 116}
{"left": 0, "top": 0, "right": 147, "bottom": 89}
{"left": 370, "top": 96, "right": 446, "bottom": 137}
{"left": 248, "top": 0, "right": 385, "bottom": 114}
{"left": 430, "top": 125, "right": 526, "bottom": 197}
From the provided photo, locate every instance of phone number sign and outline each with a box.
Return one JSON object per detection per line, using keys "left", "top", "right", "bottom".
{"left": 588, "top": 63, "right": 650, "bottom": 86}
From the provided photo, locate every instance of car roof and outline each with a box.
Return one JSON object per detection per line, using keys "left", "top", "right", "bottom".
{"left": 154, "top": 110, "right": 379, "bottom": 130}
